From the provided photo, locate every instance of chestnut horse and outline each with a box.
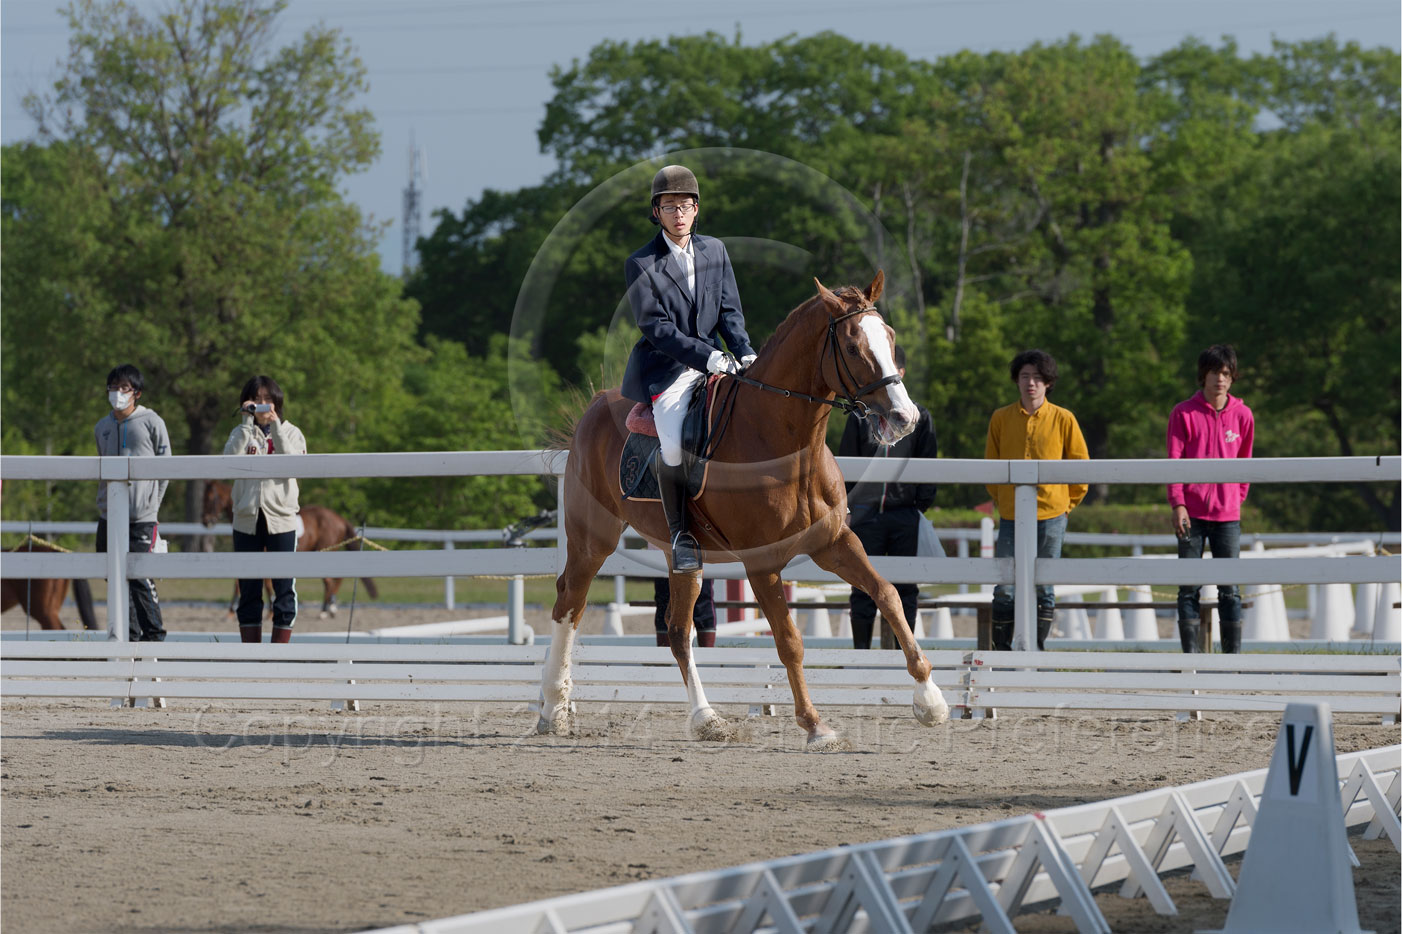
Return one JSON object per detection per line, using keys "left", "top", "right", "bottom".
{"left": 539, "top": 271, "right": 948, "bottom": 749}
{"left": 201, "top": 482, "right": 379, "bottom": 617}
{"left": 1, "top": 541, "right": 99, "bottom": 630}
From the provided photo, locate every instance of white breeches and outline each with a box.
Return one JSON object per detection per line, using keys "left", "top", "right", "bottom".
{"left": 653, "top": 368, "right": 705, "bottom": 467}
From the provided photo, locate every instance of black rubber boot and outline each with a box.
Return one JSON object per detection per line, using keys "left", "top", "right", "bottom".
{"left": 1177, "top": 619, "right": 1201, "bottom": 653}
{"left": 1219, "top": 619, "right": 1242, "bottom": 654}
{"left": 656, "top": 451, "right": 701, "bottom": 572}
{"left": 1036, "top": 609, "right": 1055, "bottom": 651}
{"left": 991, "top": 617, "right": 1014, "bottom": 651}
{"left": 655, "top": 631, "right": 671, "bottom": 648}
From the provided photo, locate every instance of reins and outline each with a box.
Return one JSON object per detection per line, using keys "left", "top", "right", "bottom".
{"left": 699, "top": 305, "right": 901, "bottom": 461}
{"left": 727, "top": 306, "right": 900, "bottom": 419}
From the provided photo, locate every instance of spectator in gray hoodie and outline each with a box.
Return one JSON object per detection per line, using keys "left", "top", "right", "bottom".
{"left": 95, "top": 363, "right": 170, "bottom": 641}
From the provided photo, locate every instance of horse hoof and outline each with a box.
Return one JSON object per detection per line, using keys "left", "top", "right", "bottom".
{"left": 691, "top": 710, "right": 749, "bottom": 743}
{"left": 806, "top": 731, "right": 850, "bottom": 752}
{"left": 318, "top": 610, "right": 330, "bottom": 620}
{"left": 912, "top": 679, "right": 950, "bottom": 726}
{"left": 536, "top": 711, "right": 572, "bottom": 735}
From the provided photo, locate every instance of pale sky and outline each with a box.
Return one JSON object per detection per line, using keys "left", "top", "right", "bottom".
{"left": 4, "top": 0, "right": 1398, "bottom": 274}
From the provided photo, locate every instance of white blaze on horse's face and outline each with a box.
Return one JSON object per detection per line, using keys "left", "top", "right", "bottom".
{"left": 856, "top": 315, "right": 919, "bottom": 444}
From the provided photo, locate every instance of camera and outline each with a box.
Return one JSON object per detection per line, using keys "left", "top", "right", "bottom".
{"left": 244, "top": 403, "right": 273, "bottom": 414}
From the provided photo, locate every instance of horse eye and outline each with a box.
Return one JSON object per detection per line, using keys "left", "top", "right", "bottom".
{"left": 846, "top": 343, "right": 858, "bottom": 355}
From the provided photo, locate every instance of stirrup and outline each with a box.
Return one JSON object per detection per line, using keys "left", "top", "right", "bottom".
{"left": 670, "top": 531, "right": 702, "bottom": 573}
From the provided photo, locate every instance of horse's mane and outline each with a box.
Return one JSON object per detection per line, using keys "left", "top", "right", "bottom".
{"left": 546, "top": 387, "right": 606, "bottom": 450}
{"left": 756, "top": 286, "right": 866, "bottom": 359}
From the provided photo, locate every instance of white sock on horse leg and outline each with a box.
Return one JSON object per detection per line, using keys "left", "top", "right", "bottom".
{"left": 541, "top": 620, "right": 576, "bottom": 717}
{"left": 684, "top": 650, "right": 717, "bottom": 726}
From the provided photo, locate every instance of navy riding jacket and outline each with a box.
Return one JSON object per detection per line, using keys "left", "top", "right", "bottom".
{"left": 620, "top": 231, "right": 755, "bottom": 403}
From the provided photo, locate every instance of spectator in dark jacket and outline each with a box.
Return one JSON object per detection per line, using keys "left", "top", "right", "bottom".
{"left": 839, "top": 346, "right": 938, "bottom": 649}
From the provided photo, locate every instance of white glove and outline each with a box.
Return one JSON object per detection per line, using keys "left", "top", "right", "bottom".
{"left": 706, "top": 350, "right": 739, "bottom": 376}
{"left": 739, "top": 354, "right": 757, "bottom": 369}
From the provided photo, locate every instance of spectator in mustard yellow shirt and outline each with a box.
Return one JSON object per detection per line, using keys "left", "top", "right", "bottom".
{"left": 984, "top": 350, "right": 1089, "bottom": 650}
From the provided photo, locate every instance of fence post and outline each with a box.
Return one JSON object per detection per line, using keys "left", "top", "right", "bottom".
{"left": 102, "top": 458, "right": 130, "bottom": 643}
{"left": 957, "top": 536, "right": 969, "bottom": 596}
{"left": 1010, "top": 462, "right": 1039, "bottom": 652}
{"left": 979, "top": 517, "right": 995, "bottom": 597}
{"left": 444, "top": 539, "right": 455, "bottom": 610}
{"left": 507, "top": 575, "right": 526, "bottom": 645}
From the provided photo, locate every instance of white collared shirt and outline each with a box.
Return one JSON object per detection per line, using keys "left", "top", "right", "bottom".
{"left": 663, "top": 235, "right": 695, "bottom": 294}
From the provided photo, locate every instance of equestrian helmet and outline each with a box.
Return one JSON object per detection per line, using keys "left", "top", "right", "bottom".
{"left": 650, "top": 165, "right": 700, "bottom": 205}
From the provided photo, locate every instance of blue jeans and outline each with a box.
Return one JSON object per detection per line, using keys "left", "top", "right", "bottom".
{"left": 991, "top": 514, "right": 1068, "bottom": 621}
{"left": 1176, "top": 518, "right": 1241, "bottom": 624}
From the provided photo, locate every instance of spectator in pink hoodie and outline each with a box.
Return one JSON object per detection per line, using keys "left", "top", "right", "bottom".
{"left": 1167, "top": 345, "right": 1255, "bottom": 653}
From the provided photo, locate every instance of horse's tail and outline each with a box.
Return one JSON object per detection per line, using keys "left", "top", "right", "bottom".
{"left": 546, "top": 386, "right": 606, "bottom": 450}
{"left": 73, "top": 579, "right": 99, "bottom": 630}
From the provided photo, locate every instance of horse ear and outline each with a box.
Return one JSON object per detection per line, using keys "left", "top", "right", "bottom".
{"left": 813, "top": 277, "right": 842, "bottom": 312}
{"left": 865, "top": 269, "right": 885, "bottom": 304}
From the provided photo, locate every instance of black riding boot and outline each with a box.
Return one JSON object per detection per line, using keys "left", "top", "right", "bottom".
{"left": 1177, "top": 619, "right": 1201, "bottom": 653}
{"left": 656, "top": 453, "right": 701, "bottom": 573}
{"left": 991, "top": 614, "right": 1013, "bottom": 651}
{"left": 1036, "top": 608, "right": 1055, "bottom": 651}
{"left": 1219, "top": 619, "right": 1243, "bottom": 654}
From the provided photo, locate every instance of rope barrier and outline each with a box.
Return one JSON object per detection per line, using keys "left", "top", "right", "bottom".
{"left": 17, "top": 533, "right": 73, "bottom": 553}
{"left": 1142, "top": 582, "right": 1308, "bottom": 600}
{"left": 315, "top": 534, "right": 390, "bottom": 553}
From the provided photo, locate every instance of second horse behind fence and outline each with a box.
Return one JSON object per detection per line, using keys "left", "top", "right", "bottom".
{"left": 201, "top": 481, "right": 378, "bottom": 618}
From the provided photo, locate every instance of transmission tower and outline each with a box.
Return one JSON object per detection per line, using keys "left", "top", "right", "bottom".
{"left": 402, "top": 133, "right": 426, "bottom": 278}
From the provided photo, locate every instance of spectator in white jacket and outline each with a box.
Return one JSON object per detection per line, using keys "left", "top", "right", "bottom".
{"left": 224, "top": 375, "right": 306, "bottom": 643}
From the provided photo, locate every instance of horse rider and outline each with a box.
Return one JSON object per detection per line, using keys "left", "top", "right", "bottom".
{"left": 621, "top": 164, "right": 756, "bottom": 573}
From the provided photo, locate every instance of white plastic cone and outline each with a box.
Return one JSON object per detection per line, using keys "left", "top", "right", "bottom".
{"left": 1094, "top": 587, "right": 1124, "bottom": 641}
{"left": 1373, "top": 581, "right": 1401, "bottom": 642}
{"left": 1353, "top": 581, "right": 1377, "bottom": 636}
{"left": 910, "top": 610, "right": 926, "bottom": 639}
{"left": 1218, "top": 703, "right": 1365, "bottom": 934}
{"left": 1064, "top": 607, "right": 1092, "bottom": 640}
{"left": 1268, "top": 585, "right": 1291, "bottom": 642}
{"left": 602, "top": 603, "right": 626, "bottom": 636}
{"left": 798, "top": 605, "right": 831, "bottom": 638}
{"left": 1199, "top": 583, "right": 1221, "bottom": 645}
{"left": 1309, "top": 582, "right": 1355, "bottom": 641}
{"left": 1241, "top": 583, "right": 1272, "bottom": 642}
{"left": 927, "top": 606, "right": 954, "bottom": 639}
{"left": 1124, "top": 584, "right": 1159, "bottom": 641}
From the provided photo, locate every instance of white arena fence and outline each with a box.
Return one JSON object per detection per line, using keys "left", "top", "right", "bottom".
{"left": 4, "top": 519, "right": 1397, "bottom": 621}
{"left": 1, "top": 452, "right": 1398, "bottom": 648}
{"left": 358, "top": 744, "right": 1401, "bottom": 934}
{"left": 2, "top": 643, "right": 1397, "bottom": 724}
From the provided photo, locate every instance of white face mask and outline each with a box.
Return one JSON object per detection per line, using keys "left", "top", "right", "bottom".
{"left": 108, "top": 390, "right": 133, "bottom": 410}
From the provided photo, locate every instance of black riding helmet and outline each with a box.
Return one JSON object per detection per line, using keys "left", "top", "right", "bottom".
{"left": 650, "top": 164, "right": 700, "bottom": 205}
{"left": 650, "top": 165, "right": 700, "bottom": 227}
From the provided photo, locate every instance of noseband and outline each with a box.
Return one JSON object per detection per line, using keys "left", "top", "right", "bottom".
{"left": 728, "top": 306, "right": 901, "bottom": 418}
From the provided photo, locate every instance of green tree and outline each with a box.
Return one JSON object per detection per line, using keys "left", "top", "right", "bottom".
{"left": 338, "top": 336, "right": 561, "bottom": 531}
{"left": 1184, "top": 121, "right": 1400, "bottom": 529}
{"left": 4, "top": 0, "right": 418, "bottom": 528}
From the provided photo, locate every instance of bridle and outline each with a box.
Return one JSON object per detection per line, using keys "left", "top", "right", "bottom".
{"left": 699, "top": 305, "right": 900, "bottom": 462}
{"left": 727, "top": 306, "right": 901, "bottom": 419}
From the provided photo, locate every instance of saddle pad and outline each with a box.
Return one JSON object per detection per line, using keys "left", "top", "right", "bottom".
{"left": 618, "top": 377, "right": 725, "bottom": 502}
{"left": 618, "top": 434, "right": 710, "bottom": 502}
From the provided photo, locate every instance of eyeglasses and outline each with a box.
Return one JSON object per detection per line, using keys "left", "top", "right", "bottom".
{"left": 657, "top": 203, "right": 696, "bottom": 216}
